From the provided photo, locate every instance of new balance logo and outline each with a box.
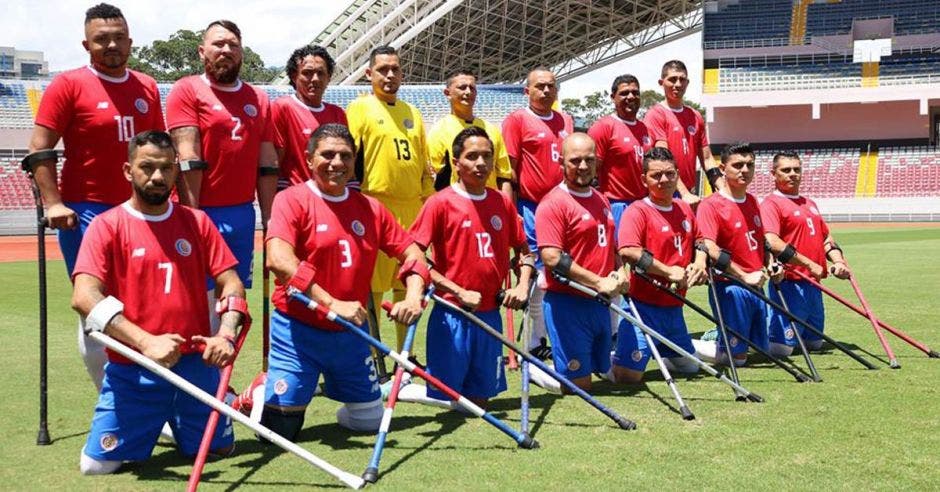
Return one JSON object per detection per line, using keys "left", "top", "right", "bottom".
{"left": 212, "top": 104, "right": 223, "bottom": 111}
{"left": 581, "top": 213, "right": 591, "bottom": 221}
{"left": 97, "top": 102, "right": 109, "bottom": 109}
{"left": 461, "top": 220, "right": 472, "bottom": 228}
{"left": 316, "top": 224, "right": 328, "bottom": 232}
{"left": 537, "top": 132, "right": 546, "bottom": 138}
{"left": 132, "top": 247, "right": 145, "bottom": 257}
{"left": 661, "top": 225, "right": 670, "bottom": 232}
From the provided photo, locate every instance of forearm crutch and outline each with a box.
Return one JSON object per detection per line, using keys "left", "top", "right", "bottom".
{"left": 770, "top": 282, "right": 822, "bottom": 381}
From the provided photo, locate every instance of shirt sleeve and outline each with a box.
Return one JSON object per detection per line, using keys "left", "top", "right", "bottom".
{"left": 643, "top": 106, "right": 668, "bottom": 142}
{"left": 696, "top": 110, "right": 710, "bottom": 148}
{"left": 165, "top": 79, "right": 198, "bottom": 131}
{"left": 501, "top": 112, "right": 521, "bottom": 161}
{"left": 587, "top": 118, "right": 611, "bottom": 163}
{"left": 271, "top": 100, "right": 287, "bottom": 149}
{"left": 259, "top": 91, "right": 274, "bottom": 142}
{"left": 695, "top": 199, "right": 720, "bottom": 242}
{"left": 759, "top": 198, "right": 782, "bottom": 236}
{"left": 502, "top": 194, "right": 527, "bottom": 249}
{"left": 148, "top": 79, "right": 166, "bottom": 132}
{"left": 535, "top": 195, "right": 566, "bottom": 250}
{"left": 426, "top": 121, "right": 448, "bottom": 174}
{"left": 416, "top": 115, "right": 435, "bottom": 200}
{"left": 197, "top": 210, "right": 239, "bottom": 277}
{"left": 266, "top": 190, "right": 302, "bottom": 248}
{"left": 71, "top": 216, "right": 112, "bottom": 283}
{"left": 33, "top": 74, "right": 72, "bottom": 133}
{"left": 491, "top": 128, "right": 513, "bottom": 181}
{"left": 617, "top": 203, "right": 645, "bottom": 249}
{"left": 408, "top": 197, "right": 439, "bottom": 250}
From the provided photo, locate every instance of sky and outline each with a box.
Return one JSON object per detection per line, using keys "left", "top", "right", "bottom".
{"left": 1, "top": 0, "right": 702, "bottom": 101}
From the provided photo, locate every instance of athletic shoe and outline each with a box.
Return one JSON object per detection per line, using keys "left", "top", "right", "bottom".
{"left": 700, "top": 329, "right": 719, "bottom": 342}
{"left": 231, "top": 371, "right": 266, "bottom": 415}
{"left": 380, "top": 372, "right": 412, "bottom": 400}
{"left": 529, "top": 338, "right": 553, "bottom": 361}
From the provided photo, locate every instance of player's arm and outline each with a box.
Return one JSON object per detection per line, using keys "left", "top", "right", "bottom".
{"left": 824, "top": 234, "right": 851, "bottom": 279}
{"left": 257, "top": 141, "right": 279, "bottom": 229}
{"left": 191, "top": 268, "right": 245, "bottom": 367}
{"left": 502, "top": 246, "right": 535, "bottom": 310}
{"left": 542, "top": 246, "right": 625, "bottom": 298}
{"left": 507, "top": 156, "right": 520, "bottom": 202}
{"left": 26, "top": 125, "right": 75, "bottom": 229}
{"left": 619, "top": 245, "right": 687, "bottom": 289}
{"left": 170, "top": 125, "right": 204, "bottom": 208}
{"left": 698, "top": 239, "right": 766, "bottom": 288}
{"left": 392, "top": 244, "right": 430, "bottom": 324}
{"left": 71, "top": 273, "right": 185, "bottom": 367}
{"left": 765, "top": 232, "right": 824, "bottom": 280}
{"left": 429, "top": 267, "right": 482, "bottom": 311}
{"left": 266, "top": 237, "right": 367, "bottom": 325}
{"left": 700, "top": 145, "right": 724, "bottom": 193}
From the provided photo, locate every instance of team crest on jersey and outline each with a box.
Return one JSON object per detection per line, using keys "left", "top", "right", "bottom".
{"left": 631, "top": 350, "right": 643, "bottom": 362}
{"left": 175, "top": 239, "right": 192, "bottom": 257}
{"left": 682, "top": 219, "right": 691, "bottom": 232}
{"left": 135, "top": 98, "right": 149, "bottom": 114}
{"left": 753, "top": 215, "right": 762, "bottom": 227}
{"left": 100, "top": 432, "right": 119, "bottom": 452}
{"left": 403, "top": 119, "right": 414, "bottom": 129}
{"left": 729, "top": 336, "right": 739, "bottom": 347}
{"left": 642, "top": 135, "right": 652, "bottom": 146}
{"left": 567, "top": 359, "right": 581, "bottom": 371}
{"left": 244, "top": 104, "right": 258, "bottom": 117}
{"left": 351, "top": 220, "right": 366, "bottom": 237}
{"left": 809, "top": 206, "right": 819, "bottom": 215}
{"left": 785, "top": 328, "right": 795, "bottom": 340}
{"left": 490, "top": 215, "right": 503, "bottom": 231}
{"left": 273, "top": 379, "right": 289, "bottom": 395}
{"left": 687, "top": 125, "right": 696, "bottom": 135}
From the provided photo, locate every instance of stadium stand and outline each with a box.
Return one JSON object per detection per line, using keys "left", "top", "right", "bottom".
{"left": 805, "top": 0, "right": 940, "bottom": 38}
{"left": 703, "top": 0, "right": 793, "bottom": 47}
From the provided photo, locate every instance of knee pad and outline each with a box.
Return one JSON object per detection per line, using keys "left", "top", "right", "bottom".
{"left": 805, "top": 339, "right": 824, "bottom": 351}
{"left": 79, "top": 450, "right": 121, "bottom": 475}
{"left": 769, "top": 342, "right": 795, "bottom": 358}
{"left": 78, "top": 320, "right": 106, "bottom": 391}
{"left": 336, "top": 399, "right": 383, "bottom": 432}
{"left": 259, "top": 407, "right": 306, "bottom": 442}
{"left": 664, "top": 356, "right": 699, "bottom": 375}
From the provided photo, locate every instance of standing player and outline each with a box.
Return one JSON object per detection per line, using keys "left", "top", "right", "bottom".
{"left": 587, "top": 74, "right": 654, "bottom": 232}
{"left": 71, "top": 130, "right": 246, "bottom": 475}
{"left": 692, "top": 142, "right": 772, "bottom": 366}
{"left": 259, "top": 124, "right": 428, "bottom": 440}
{"left": 404, "top": 127, "right": 534, "bottom": 408}
{"left": 427, "top": 69, "right": 513, "bottom": 196}
{"left": 761, "top": 151, "right": 850, "bottom": 356}
{"left": 346, "top": 45, "right": 434, "bottom": 351}
{"left": 502, "top": 67, "right": 574, "bottom": 357}
{"left": 611, "top": 147, "right": 706, "bottom": 383}
{"left": 272, "top": 45, "right": 347, "bottom": 190}
{"left": 643, "top": 60, "right": 720, "bottom": 206}
{"left": 25, "top": 3, "right": 164, "bottom": 389}
{"left": 166, "top": 20, "right": 278, "bottom": 312}
{"left": 535, "top": 133, "right": 628, "bottom": 392}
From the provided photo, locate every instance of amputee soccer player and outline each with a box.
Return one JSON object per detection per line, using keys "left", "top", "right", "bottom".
{"left": 761, "top": 151, "right": 850, "bottom": 357}
{"left": 501, "top": 67, "right": 574, "bottom": 359}
{"left": 260, "top": 124, "right": 428, "bottom": 440}
{"left": 692, "top": 142, "right": 773, "bottom": 366}
{"left": 427, "top": 69, "right": 513, "bottom": 196}
{"left": 346, "top": 45, "right": 434, "bottom": 351}
{"left": 70, "top": 130, "right": 246, "bottom": 475}
{"left": 611, "top": 147, "right": 706, "bottom": 383}
{"left": 643, "top": 60, "right": 721, "bottom": 207}
{"left": 166, "top": 19, "right": 278, "bottom": 320}
{"left": 26, "top": 3, "right": 165, "bottom": 390}
{"left": 272, "top": 45, "right": 347, "bottom": 190}
{"left": 587, "top": 74, "right": 654, "bottom": 233}
{"left": 535, "top": 133, "right": 628, "bottom": 392}
{"left": 402, "top": 127, "right": 535, "bottom": 408}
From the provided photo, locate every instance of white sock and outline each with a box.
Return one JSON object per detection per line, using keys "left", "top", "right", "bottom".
{"left": 692, "top": 339, "right": 717, "bottom": 363}
{"left": 527, "top": 363, "right": 562, "bottom": 394}
{"left": 249, "top": 385, "right": 266, "bottom": 423}
{"left": 79, "top": 449, "right": 121, "bottom": 475}
{"left": 395, "top": 383, "right": 456, "bottom": 409}
{"left": 78, "top": 320, "right": 106, "bottom": 392}
{"left": 526, "top": 286, "right": 547, "bottom": 351}
{"left": 207, "top": 290, "right": 221, "bottom": 336}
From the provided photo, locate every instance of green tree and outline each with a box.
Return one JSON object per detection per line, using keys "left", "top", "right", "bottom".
{"left": 562, "top": 88, "right": 705, "bottom": 125}
{"left": 129, "top": 29, "right": 279, "bottom": 83}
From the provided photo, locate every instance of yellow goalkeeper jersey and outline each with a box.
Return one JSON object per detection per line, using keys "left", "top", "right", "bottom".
{"left": 427, "top": 114, "right": 513, "bottom": 188}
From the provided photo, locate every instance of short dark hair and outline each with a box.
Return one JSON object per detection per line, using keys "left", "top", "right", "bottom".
{"left": 452, "top": 126, "right": 492, "bottom": 160}
{"left": 661, "top": 60, "right": 688, "bottom": 78}
{"left": 205, "top": 20, "right": 241, "bottom": 42}
{"left": 307, "top": 123, "right": 356, "bottom": 154}
{"left": 369, "top": 45, "right": 398, "bottom": 67}
{"left": 128, "top": 130, "right": 176, "bottom": 161}
{"left": 610, "top": 74, "right": 640, "bottom": 96}
{"left": 446, "top": 69, "right": 476, "bottom": 87}
{"left": 721, "top": 142, "right": 755, "bottom": 164}
{"left": 84, "top": 3, "right": 124, "bottom": 24}
{"left": 772, "top": 150, "right": 801, "bottom": 170}
{"left": 642, "top": 146, "right": 675, "bottom": 173}
{"left": 286, "top": 45, "right": 335, "bottom": 89}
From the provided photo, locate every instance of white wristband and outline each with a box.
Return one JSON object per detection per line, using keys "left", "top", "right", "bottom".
{"left": 86, "top": 296, "right": 124, "bottom": 333}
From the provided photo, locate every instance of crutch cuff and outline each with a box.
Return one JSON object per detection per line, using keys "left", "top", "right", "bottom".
{"left": 21, "top": 149, "right": 58, "bottom": 172}
{"left": 86, "top": 296, "right": 124, "bottom": 333}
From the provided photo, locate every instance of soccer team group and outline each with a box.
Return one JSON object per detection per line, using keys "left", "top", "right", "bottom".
{"left": 24, "top": 4, "right": 858, "bottom": 476}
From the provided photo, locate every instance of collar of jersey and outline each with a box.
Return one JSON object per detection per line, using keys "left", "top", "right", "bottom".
{"left": 450, "top": 183, "right": 487, "bottom": 201}
{"left": 643, "top": 196, "right": 673, "bottom": 212}
{"left": 559, "top": 182, "right": 593, "bottom": 198}
{"left": 773, "top": 190, "right": 801, "bottom": 199}
{"left": 306, "top": 180, "right": 348, "bottom": 202}
{"left": 450, "top": 113, "right": 478, "bottom": 125}
{"left": 526, "top": 107, "right": 555, "bottom": 121}
{"left": 291, "top": 94, "right": 325, "bottom": 112}
{"left": 718, "top": 190, "right": 747, "bottom": 204}
{"left": 122, "top": 201, "right": 173, "bottom": 222}
{"left": 201, "top": 74, "right": 243, "bottom": 92}
{"left": 613, "top": 114, "right": 638, "bottom": 126}
{"left": 86, "top": 65, "right": 129, "bottom": 83}
{"left": 664, "top": 102, "right": 686, "bottom": 114}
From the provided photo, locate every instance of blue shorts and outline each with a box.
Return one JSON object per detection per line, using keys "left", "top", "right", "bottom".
{"left": 767, "top": 280, "right": 825, "bottom": 346}
{"left": 425, "top": 306, "right": 507, "bottom": 400}
{"left": 609, "top": 199, "right": 634, "bottom": 239}
{"left": 517, "top": 198, "right": 541, "bottom": 268}
{"left": 614, "top": 300, "right": 694, "bottom": 371}
{"left": 84, "top": 354, "right": 233, "bottom": 461}
{"left": 203, "top": 202, "right": 255, "bottom": 289}
{"left": 708, "top": 282, "right": 769, "bottom": 356}
{"left": 58, "top": 201, "right": 113, "bottom": 277}
{"left": 265, "top": 310, "right": 380, "bottom": 407}
{"left": 543, "top": 290, "right": 612, "bottom": 379}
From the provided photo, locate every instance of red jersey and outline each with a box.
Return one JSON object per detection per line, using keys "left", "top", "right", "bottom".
{"left": 165, "top": 75, "right": 273, "bottom": 207}
{"left": 501, "top": 108, "right": 574, "bottom": 202}
{"left": 536, "top": 184, "right": 616, "bottom": 296}
{"left": 410, "top": 185, "right": 526, "bottom": 311}
{"left": 73, "top": 202, "right": 237, "bottom": 363}
{"left": 696, "top": 191, "right": 765, "bottom": 275}
{"left": 760, "top": 191, "right": 830, "bottom": 281}
{"left": 643, "top": 104, "right": 708, "bottom": 190}
{"left": 588, "top": 115, "right": 654, "bottom": 202}
{"left": 267, "top": 181, "right": 413, "bottom": 330}
{"left": 34, "top": 66, "right": 165, "bottom": 205}
{"left": 272, "top": 94, "right": 347, "bottom": 187}
{"left": 618, "top": 198, "right": 697, "bottom": 306}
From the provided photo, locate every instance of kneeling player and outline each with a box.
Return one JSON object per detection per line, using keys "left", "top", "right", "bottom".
{"left": 71, "top": 131, "right": 246, "bottom": 474}
{"left": 261, "top": 124, "right": 428, "bottom": 440}
{"left": 612, "top": 147, "right": 706, "bottom": 382}
{"left": 536, "top": 133, "right": 628, "bottom": 392}
{"left": 404, "top": 127, "right": 534, "bottom": 408}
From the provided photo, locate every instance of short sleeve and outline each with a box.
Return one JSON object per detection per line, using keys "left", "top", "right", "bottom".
{"left": 408, "top": 196, "right": 440, "bottom": 250}
{"left": 266, "top": 190, "right": 303, "bottom": 248}
{"left": 259, "top": 91, "right": 274, "bottom": 142}
{"left": 165, "top": 79, "right": 198, "bottom": 131}
{"left": 72, "top": 216, "right": 113, "bottom": 283}
{"left": 501, "top": 112, "right": 521, "bottom": 161}
{"left": 490, "top": 127, "right": 513, "bottom": 181}
{"left": 759, "top": 198, "right": 782, "bottom": 236}
{"left": 643, "top": 106, "right": 668, "bottom": 142}
{"left": 34, "top": 75, "right": 72, "bottom": 133}
{"left": 271, "top": 100, "right": 287, "bottom": 149}
{"left": 617, "top": 203, "right": 646, "bottom": 249}
{"left": 696, "top": 110, "right": 710, "bottom": 148}
{"left": 696, "top": 199, "right": 720, "bottom": 242}
{"left": 535, "top": 195, "right": 567, "bottom": 250}
{"left": 587, "top": 118, "right": 611, "bottom": 163}
{"left": 427, "top": 121, "right": 449, "bottom": 174}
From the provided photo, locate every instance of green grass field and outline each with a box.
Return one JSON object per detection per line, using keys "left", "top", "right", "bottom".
{"left": 1, "top": 226, "right": 938, "bottom": 490}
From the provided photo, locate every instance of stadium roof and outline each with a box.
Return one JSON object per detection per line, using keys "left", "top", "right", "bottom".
{"left": 290, "top": 0, "right": 702, "bottom": 85}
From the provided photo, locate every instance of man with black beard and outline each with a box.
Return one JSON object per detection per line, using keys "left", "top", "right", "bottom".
{"left": 166, "top": 20, "right": 277, "bottom": 330}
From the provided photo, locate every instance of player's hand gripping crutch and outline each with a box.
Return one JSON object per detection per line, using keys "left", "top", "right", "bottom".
{"left": 288, "top": 288, "right": 539, "bottom": 449}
